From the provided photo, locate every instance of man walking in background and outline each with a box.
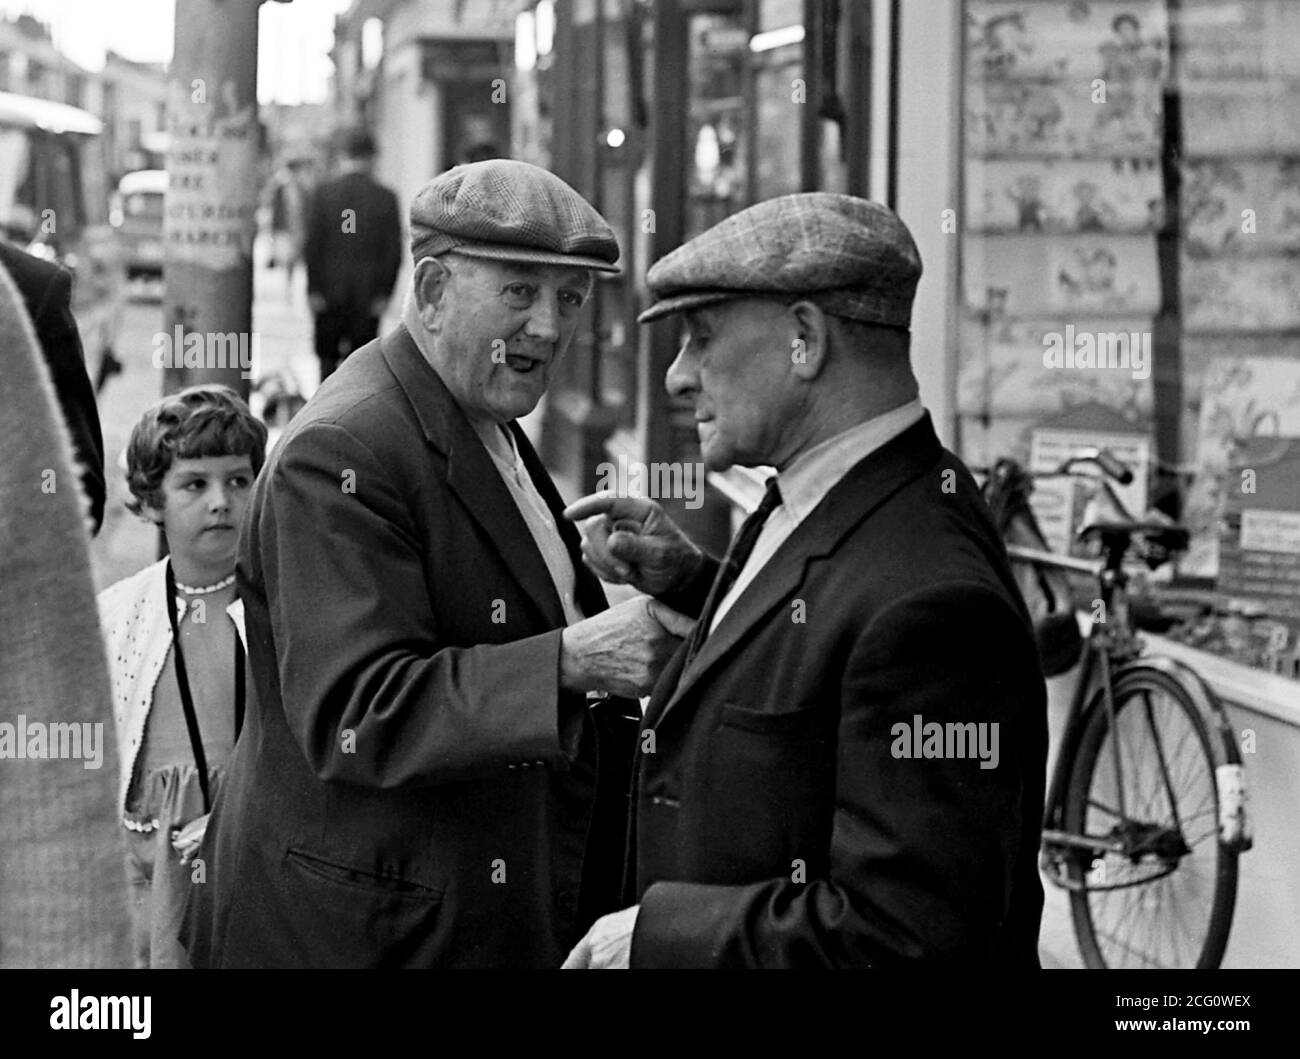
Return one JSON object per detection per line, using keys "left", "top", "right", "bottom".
{"left": 302, "top": 129, "right": 402, "bottom": 381}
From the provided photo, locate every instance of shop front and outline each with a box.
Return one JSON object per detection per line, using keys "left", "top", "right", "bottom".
{"left": 512, "top": 1, "right": 1299, "bottom": 724}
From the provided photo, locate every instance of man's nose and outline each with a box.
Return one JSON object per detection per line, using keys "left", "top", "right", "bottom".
{"left": 665, "top": 344, "right": 696, "bottom": 399}
{"left": 209, "top": 483, "right": 231, "bottom": 511}
{"left": 524, "top": 289, "right": 561, "bottom": 343}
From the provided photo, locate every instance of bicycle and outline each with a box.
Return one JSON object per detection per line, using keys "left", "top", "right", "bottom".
{"left": 977, "top": 448, "right": 1252, "bottom": 969}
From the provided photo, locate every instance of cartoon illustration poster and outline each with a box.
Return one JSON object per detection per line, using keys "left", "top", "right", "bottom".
{"left": 967, "top": 157, "right": 1163, "bottom": 233}
{"left": 966, "top": 1, "right": 1168, "bottom": 83}
{"left": 958, "top": 311, "right": 1155, "bottom": 418}
{"left": 1182, "top": 158, "right": 1300, "bottom": 255}
{"left": 965, "top": 234, "right": 1160, "bottom": 317}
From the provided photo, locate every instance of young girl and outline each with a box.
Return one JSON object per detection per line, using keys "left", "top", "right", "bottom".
{"left": 98, "top": 385, "right": 267, "bottom": 968}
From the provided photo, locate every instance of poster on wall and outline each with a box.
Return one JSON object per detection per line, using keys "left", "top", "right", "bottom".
{"left": 966, "top": 1, "right": 1168, "bottom": 82}
{"left": 965, "top": 0, "right": 1168, "bottom": 158}
{"left": 1181, "top": 81, "right": 1300, "bottom": 156}
{"left": 1181, "top": 356, "right": 1300, "bottom": 578}
{"left": 1177, "top": 0, "right": 1300, "bottom": 82}
{"left": 965, "top": 233, "right": 1160, "bottom": 316}
{"left": 1030, "top": 426, "right": 1152, "bottom": 556}
{"left": 1219, "top": 438, "right": 1300, "bottom": 619}
{"left": 965, "top": 78, "right": 1163, "bottom": 157}
{"left": 967, "top": 157, "right": 1163, "bottom": 233}
{"left": 1182, "top": 158, "right": 1300, "bottom": 256}
{"left": 958, "top": 311, "right": 1155, "bottom": 419}
{"left": 1182, "top": 255, "right": 1300, "bottom": 332}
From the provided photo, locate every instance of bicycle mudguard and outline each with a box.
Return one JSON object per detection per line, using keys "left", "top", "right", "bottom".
{"left": 1106, "top": 656, "right": 1253, "bottom": 853}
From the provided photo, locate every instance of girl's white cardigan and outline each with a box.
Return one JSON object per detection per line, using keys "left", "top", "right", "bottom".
{"left": 97, "top": 558, "right": 246, "bottom": 822}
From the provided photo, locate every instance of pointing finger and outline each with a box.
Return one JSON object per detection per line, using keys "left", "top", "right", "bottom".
{"left": 563, "top": 492, "right": 656, "bottom": 525}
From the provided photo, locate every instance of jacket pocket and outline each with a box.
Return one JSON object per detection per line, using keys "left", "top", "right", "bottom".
{"left": 284, "top": 846, "right": 444, "bottom": 901}
{"left": 281, "top": 846, "right": 446, "bottom": 967}
{"left": 720, "top": 702, "right": 826, "bottom": 736}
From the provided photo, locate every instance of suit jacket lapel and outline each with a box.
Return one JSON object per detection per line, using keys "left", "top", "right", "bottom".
{"left": 649, "top": 413, "right": 944, "bottom": 730}
{"left": 381, "top": 326, "right": 566, "bottom": 628}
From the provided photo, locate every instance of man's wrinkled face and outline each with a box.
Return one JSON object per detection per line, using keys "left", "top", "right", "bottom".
{"left": 419, "top": 255, "right": 593, "bottom": 423}
{"left": 664, "top": 298, "right": 801, "bottom": 472}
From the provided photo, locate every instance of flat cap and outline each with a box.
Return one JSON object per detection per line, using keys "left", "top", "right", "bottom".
{"left": 639, "top": 193, "right": 921, "bottom": 328}
{"left": 410, "top": 159, "right": 620, "bottom": 273}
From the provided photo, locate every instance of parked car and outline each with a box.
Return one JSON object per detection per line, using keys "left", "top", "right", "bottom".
{"left": 110, "top": 168, "right": 167, "bottom": 288}
{"left": 0, "top": 89, "right": 123, "bottom": 389}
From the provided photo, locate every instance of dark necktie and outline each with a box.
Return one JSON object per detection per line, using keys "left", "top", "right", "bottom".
{"left": 684, "top": 476, "right": 783, "bottom": 665}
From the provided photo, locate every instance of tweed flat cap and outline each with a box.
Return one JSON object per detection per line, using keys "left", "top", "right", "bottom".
{"left": 410, "top": 159, "right": 620, "bottom": 273}
{"left": 639, "top": 193, "right": 921, "bottom": 328}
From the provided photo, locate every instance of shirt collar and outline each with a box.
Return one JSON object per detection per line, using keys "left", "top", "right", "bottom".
{"left": 776, "top": 398, "right": 926, "bottom": 523}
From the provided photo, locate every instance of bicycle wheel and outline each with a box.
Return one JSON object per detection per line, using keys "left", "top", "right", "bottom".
{"left": 1062, "top": 666, "right": 1238, "bottom": 968}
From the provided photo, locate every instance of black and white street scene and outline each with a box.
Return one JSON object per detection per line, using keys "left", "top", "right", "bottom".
{"left": 2, "top": 0, "right": 1297, "bottom": 1017}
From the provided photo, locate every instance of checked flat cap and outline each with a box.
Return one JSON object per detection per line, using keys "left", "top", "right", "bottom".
{"left": 639, "top": 193, "right": 921, "bottom": 328}
{"left": 410, "top": 159, "right": 620, "bottom": 273}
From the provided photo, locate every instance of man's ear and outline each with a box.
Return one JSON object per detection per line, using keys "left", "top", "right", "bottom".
{"left": 138, "top": 500, "right": 165, "bottom": 526}
{"left": 788, "top": 300, "right": 829, "bottom": 381}
{"left": 412, "top": 256, "right": 452, "bottom": 331}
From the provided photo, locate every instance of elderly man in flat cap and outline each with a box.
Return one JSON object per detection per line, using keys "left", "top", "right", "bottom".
{"left": 181, "top": 160, "right": 691, "bottom": 968}
{"left": 563, "top": 193, "right": 1048, "bottom": 968}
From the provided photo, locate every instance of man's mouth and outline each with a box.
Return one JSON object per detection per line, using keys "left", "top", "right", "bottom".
{"left": 505, "top": 354, "right": 542, "bottom": 374}
{"left": 205, "top": 524, "right": 235, "bottom": 532}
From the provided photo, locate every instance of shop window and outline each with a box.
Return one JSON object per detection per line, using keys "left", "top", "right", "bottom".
{"left": 959, "top": 0, "right": 1300, "bottom": 675}
{"left": 686, "top": 10, "right": 749, "bottom": 239}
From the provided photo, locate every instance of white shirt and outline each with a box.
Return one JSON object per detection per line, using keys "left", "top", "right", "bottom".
{"left": 709, "top": 399, "right": 927, "bottom": 632}
{"left": 472, "top": 419, "right": 586, "bottom": 626}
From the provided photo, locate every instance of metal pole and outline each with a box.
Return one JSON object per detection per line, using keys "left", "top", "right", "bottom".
{"left": 162, "top": 0, "right": 276, "bottom": 400}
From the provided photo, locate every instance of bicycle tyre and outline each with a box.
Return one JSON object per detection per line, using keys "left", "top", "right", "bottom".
{"left": 1063, "top": 666, "right": 1239, "bottom": 969}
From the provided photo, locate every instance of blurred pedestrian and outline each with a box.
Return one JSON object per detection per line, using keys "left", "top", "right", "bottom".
{"left": 302, "top": 129, "right": 402, "bottom": 380}
{"left": 0, "top": 259, "right": 125, "bottom": 968}
{"left": 182, "top": 160, "right": 690, "bottom": 968}
{"left": 0, "top": 239, "right": 107, "bottom": 534}
{"left": 99, "top": 385, "right": 266, "bottom": 968}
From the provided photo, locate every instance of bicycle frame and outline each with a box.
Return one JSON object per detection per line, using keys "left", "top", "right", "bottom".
{"left": 1022, "top": 540, "right": 1252, "bottom": 890}
{"left": 1035, "top": 541, "right": 1145, "bottom": 872}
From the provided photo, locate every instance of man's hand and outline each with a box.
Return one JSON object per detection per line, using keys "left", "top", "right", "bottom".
{"left": 560, "top": 596, "right": 694, "bottom": 698}
{"left": 563, "top": 493, "right": 704, "bottom": 597}
{"left": 562, "top": 905, "right": 638, "bottom": 969}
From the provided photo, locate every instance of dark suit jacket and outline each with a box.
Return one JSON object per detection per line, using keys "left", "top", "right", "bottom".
{"left": 181, "top": 326, "right": 638, "bottom": 968}
{"left": 631, "top": 413, "right": 1048, "bottom": 968}
{"left": 0, "top": 240, "right": 106, "bottom": 533}
{"left": 302, "top": 169, "right": 402, "bottom": 312}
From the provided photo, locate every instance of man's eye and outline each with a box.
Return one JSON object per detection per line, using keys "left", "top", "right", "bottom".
{"left": 504, "top": 283, "right": 536, "bottom": 302}
{"left": 230, "top": 476, "right": 252, "bottom": 489}
{"left": 558, "top": 289, "right": 585, "bottom": 309}
{"left": 185, "top": 481, "right": 205, "bottom": 490}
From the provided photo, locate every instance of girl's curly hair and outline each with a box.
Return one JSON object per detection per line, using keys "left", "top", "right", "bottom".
{"left": 125, "top": 384, "right": 267, "bottom": 516}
